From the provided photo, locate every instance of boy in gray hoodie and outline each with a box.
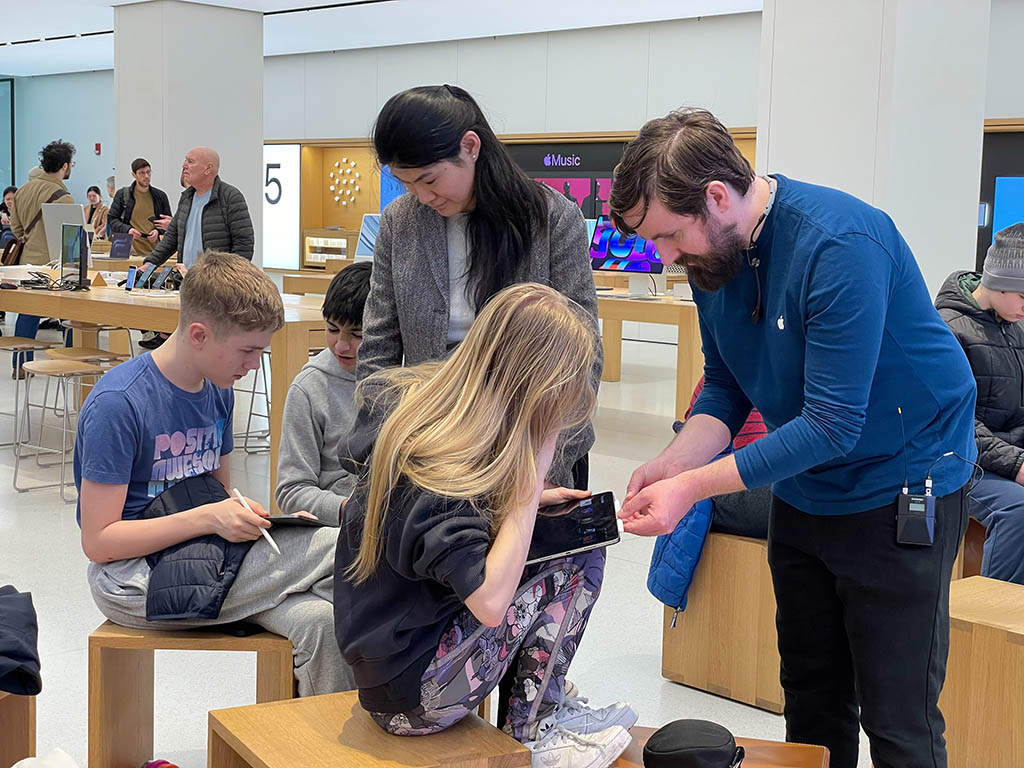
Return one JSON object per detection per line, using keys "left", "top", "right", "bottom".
{"left": 276, "top": 262, "right": 371, "bottom": 523}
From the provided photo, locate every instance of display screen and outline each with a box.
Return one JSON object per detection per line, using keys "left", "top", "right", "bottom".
{"left": 993, "top": 176, "right": 1024, "bottom": 243}
{"left": 355, "top": 214, "right": 380, "bottom": 259}
{"left": 589, "top": 215, "right": 663, "bottom": 273}
{"left": 526, "top": 491, "right": 619, "bottom": 565}
{"left": 134, "top": 263, "right": 156, "bottom": 289}
{"left": 61, "top": 224, "right": 86, "bottom": 284}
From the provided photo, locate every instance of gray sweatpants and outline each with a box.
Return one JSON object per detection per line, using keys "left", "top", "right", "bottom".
{"left": 87, "top": 525, "right": 354, "bottom": 697}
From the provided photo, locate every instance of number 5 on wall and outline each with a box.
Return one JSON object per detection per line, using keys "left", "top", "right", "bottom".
{"left": 265, "top": 163, "right": 282, "bottom": 205}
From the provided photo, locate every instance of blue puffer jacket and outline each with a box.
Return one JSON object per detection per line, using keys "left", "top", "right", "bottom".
{"left": 141, "top": 474, "right": 255, "bottom": 621}
{"left": 646, "top": 497, "right": 714, "bottom": 625}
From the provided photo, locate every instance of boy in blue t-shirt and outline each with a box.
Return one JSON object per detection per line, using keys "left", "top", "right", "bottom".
{"left": 75, "top": 250, "right": 353, "bottom": 697}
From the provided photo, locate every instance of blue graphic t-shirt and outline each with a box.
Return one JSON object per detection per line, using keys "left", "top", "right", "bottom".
{"left": 74, "top": 352, "right": 234, "bottom": 524}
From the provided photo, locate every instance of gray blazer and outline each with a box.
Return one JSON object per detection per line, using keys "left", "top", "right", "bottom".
{"left": 357, "top": 187, "right": 603, "bottom": 487}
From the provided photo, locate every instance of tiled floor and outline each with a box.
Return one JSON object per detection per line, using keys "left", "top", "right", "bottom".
{"left": 0, "top": 320, "right": 873, "bottom": 767}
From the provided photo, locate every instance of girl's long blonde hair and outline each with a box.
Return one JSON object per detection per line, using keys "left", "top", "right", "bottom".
{"left": 347, "top": 282, "right": 597, "bottom": 584}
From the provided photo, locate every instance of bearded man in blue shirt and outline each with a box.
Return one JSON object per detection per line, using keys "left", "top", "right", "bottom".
{"left": 610, "top": 108, "right": 976, "bottom": 768}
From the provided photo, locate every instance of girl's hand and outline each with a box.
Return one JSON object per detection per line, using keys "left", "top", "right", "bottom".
{"left": 539, "top": 487, "right": 591, "bottom": 508}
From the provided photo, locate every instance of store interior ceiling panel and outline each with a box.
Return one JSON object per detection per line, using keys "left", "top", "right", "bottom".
{"left": 0, "top": 0, "right": 761, "bottom": 77}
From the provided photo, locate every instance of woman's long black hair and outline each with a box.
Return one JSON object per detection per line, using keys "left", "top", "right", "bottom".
{"left": 372, "top": 84, "right": 548, "bottom": 312}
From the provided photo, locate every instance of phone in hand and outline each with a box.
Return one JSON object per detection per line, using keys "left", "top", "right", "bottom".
{"left": 526, "top": 491, "right": 620, "bottom": 565}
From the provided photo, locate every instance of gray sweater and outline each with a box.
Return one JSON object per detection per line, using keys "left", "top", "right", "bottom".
{"left": 275, "top": 349, "right": 357, "bottom": 524}
{"left": 357, "top": 187, "right": 602, "bottom": 487}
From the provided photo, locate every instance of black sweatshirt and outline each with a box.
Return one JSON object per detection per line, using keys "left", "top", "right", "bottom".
{"left": 334, "top": 384, "right": 490, "bottom": 713}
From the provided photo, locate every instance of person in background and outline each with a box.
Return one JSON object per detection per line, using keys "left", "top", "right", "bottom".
{"left": 0, "top": 185, "right": 16, "bottom": 230}
{"left": 85, "top": 186, "right": 109, "bottom": 241}
{"left": 108, "top": 158, "right": 172, "bottom": 258}
{"left": 10, "top": 141, "right": 77, "bottom": 377}
{"left": 276, "top": 263, "right": 371, "bottom": 521}
{"left": 146, "top": 147, "right": 253, "bottom": 269}
{"left": 937, "top": 223, "right": 1024, "bottom": 585}
{"left": 105, "top": 175, "right": 116, "bottom": 201}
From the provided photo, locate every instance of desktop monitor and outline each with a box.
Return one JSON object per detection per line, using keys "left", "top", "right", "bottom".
{"left": 355, "top": 214, "right": 380, "bottom": 261}
{"left": 60, "top": 224, "right": 88, "bottom": 286}
{"left": 589, "top": 215, "right": 663, "bottom": 273}
{"left": 43, "top": 203, "right": 88, "bottom": 264}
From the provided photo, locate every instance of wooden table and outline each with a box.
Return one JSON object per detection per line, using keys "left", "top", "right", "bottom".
{"left": 0, "top": 285, "right": 326, "bottom": 511}
{"left": 597, "top": 292, "right": 702, "bottom": 420}
{"left": 282, "top": 276, "right": 703, "bottom": 421}
{"left": 940, "top": 576, "right": 1024, "bottom": 767}
{"left": 0, "top": 691, "right": 35, "bottom": 765}
{"left": 208, "top": 691, "right": 529, "bottom": 768}
{"left": 615, "top": 727, "right": 828, "bottom": 768}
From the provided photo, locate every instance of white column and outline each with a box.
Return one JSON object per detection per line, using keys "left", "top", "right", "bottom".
{"left": 114, "top": 0, "right": 264, "bottom": 266}
{"left": 756, "top": 0, "right": 991, "bottom": 296}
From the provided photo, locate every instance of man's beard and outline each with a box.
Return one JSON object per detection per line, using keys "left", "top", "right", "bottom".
{"left": 679, "top": 218, "right": 747, "bottom": 292}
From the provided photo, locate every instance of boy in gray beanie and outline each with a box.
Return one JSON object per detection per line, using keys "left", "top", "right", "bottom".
{"left": 935, "top": 222, "right": 1024, "bottom": 585}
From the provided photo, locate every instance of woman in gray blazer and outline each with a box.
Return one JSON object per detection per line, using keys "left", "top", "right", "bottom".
{"left": 358, "top": 85, "right": 603, "bottom": 490}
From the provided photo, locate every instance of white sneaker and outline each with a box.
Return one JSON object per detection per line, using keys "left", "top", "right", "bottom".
{"left": 525, "top": 725, "right": 632, "bottom": 768}
{"left": 536, "top": 695, "right": 638, "bottom": 737}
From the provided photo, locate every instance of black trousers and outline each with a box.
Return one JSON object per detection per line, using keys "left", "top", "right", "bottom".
{"left": 768, "top": 488, "right": 967, "bottom": 768}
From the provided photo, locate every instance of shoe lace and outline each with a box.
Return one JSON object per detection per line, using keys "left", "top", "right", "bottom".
{"left": 556, "top": 694, "right": 590, "bottom": 716}
{"left": 536, "top": 725, "right": 606, "bottom": 750}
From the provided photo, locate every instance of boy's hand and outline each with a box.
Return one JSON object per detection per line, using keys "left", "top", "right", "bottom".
{"left": 203, "top": 497, "right": 270, "bottom": 542}
{"left": 539, "top": 487, "right": 590, "bottom": 508}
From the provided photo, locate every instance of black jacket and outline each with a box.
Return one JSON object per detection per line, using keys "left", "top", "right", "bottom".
{"left": 333, "top": 384, "right": 488, "bottom": 713}
{"left": 108, "top": 181, "right": 172, "bottom": 236}
{"left": 146, "top": 175, "right": 254, "bottom": 265}
{"left": 0, "top": 585, "right": 41, "bottom": 695}
{"left": 936, "top": 270, "right": 1024, "bottom": 480}
{"left": 141, "top": 474, "right": 255, "bottom": 621}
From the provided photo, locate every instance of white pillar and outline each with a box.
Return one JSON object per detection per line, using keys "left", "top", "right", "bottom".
{"left": 755, "top": 0, "right": 991, "bottom": 296}
{"left": 114, "top": 0, "right": 264, "bottom": 266}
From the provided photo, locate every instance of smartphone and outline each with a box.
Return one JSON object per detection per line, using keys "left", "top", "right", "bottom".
{"left": 124, "top": 265, "right": 137, "bottom": 291}
{"left": 147, "top": 216, "right": 162, "bottom": 223}
{"left": 151, "top": 264, "right": 175, "bottom": 290}
{"left": 134, "top": 263, "right": 157, "bottom": 290}
{"left": 526, "top": 491, "right": 620, "bottom": 565}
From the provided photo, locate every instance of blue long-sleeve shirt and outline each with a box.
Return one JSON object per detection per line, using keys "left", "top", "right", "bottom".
{"left": 690, "top": 175, "right": 977, "bottom": 514}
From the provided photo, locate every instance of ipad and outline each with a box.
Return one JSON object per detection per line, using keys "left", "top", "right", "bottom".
{"left": 526, "top": 491, "right": 620, "bottom": 565}
{"left": 267, "top": 513, "right": 336, "bottom": 528}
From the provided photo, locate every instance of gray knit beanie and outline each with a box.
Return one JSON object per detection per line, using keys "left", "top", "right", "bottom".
{"left": 982, "top": 224, "right": 1024, "bottom": 293}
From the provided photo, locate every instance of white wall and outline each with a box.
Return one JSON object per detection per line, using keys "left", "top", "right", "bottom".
{"left": 985, "top": 0, "right": 1024, "bottom": 118}
{"left": 14, "top": 69, "right": 114, "bottom": 202}
{"left": 264, "top": 13, "right": 763, "bottom": 139}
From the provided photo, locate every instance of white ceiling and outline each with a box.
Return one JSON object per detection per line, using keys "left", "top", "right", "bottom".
{"left": 0, "top": 0, "right": 762, "bottom": 77}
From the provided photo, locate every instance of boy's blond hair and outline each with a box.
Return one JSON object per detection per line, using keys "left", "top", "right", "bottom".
{"left": 179, "top": 251, "right": 284, "bottom": 335}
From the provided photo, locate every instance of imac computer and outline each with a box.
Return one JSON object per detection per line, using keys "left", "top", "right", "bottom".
{"left": 60, "top": 224, "right": 89, "bottom": 289}
{"left": 354, "top": 214, "right": 380, "bottom": 261}
{"left": 589, "top": 215, "right": 666, "bottom": 296}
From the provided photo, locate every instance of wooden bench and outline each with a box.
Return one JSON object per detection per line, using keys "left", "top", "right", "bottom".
{"left": 613, "top": 726, "right": 829, "bottom": 768}
{"left": 89, "top": 621, "right": 294, "bottom": 768}
{"left": 661, "top": 532, "right": 783, "bottom": 713}
{"left": 0, "top": 690, "right": 35, "bottom": 765}
{"left": 207, "top": 690, "right": 529, "bottom": 768}
{"left": 939, "top": 576, "right": 1024, "bottom": 767}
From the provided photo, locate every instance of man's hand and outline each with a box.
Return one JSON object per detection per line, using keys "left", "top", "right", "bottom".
{"left": 1016, "top": 463, "right": 1024, "bottom": 486}
{"left": 146, "top": 229, "right": 159, "bottom": 243}
{"left": 618, "top": 473, "right": 698, "bottom": 537}
{"left": 539, "top": 487, "right": 591, "bottom": 508}
{"left": 625, "top": 454, "right": 680, "bottom": 504}
{"left": 153, "top": 215, "right": 173, "bottom": 231}
{"left": 128, "top": 227, "right": 141, "bottom": 238}
{"left": 202, "top": 497, "right": 270, "bottom": 542}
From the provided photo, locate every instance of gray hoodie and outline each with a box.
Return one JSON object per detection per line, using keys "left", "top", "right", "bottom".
{"left": 275, "top": 348, "right": 357, "bottom": 524}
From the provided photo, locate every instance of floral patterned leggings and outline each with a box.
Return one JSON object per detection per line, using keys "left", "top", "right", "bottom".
{"left": 370, "top": 548, "right": 605, "bottom": 741}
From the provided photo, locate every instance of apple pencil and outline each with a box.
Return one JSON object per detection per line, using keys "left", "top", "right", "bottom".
{"left": 232, "top": 487, "right": 280, "bottom": 556}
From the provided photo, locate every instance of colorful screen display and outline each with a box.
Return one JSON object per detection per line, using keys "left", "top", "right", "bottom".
{"left": 588, "top": 215, "right": 663, "bottom": 273}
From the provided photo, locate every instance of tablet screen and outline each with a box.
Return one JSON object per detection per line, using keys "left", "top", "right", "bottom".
{"left": 526, "top": 491, "right": 619, "bottom": 565}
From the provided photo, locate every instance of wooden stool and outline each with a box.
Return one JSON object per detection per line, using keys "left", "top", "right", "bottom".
{"left": 207, "top": 689, "right": 529, "bottom": 768}
{"left": 89, "top": 621, "right": 295, "bottom": 768}
{"left": 613, "top": 726, "right": 829, "bottom": 768}
{"left": 939, "top": 576, "right": 1024, "bottom": 767}
{"left": 0, "top": 690, "right": 36, "bottom": 765}
{"left": 661, "top": 533, "right": 784, "bottom": 713}
{"left": 14, "top": 359, "right": 106, "bottom": 500}
{"left": 45, "top": 346, "right": 130, "bottom": 364}
{"left": 61, "top": 319, "right": 134, "bottom": 357}
{"left": 0, "top": 337, "right": 63, "bottom": 448}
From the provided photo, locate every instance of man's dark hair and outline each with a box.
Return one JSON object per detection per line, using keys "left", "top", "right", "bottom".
{"left": 323, "top": 262, "right": 372, "bottom": 327}
{"left": 609, "top": 108, "right": 754, "bottom": 234}
{"left": 131, "top": 158, "right": 151, "bottom": 174}
{"left": 39, "top": 141, "right": 75, "bottom": 174}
